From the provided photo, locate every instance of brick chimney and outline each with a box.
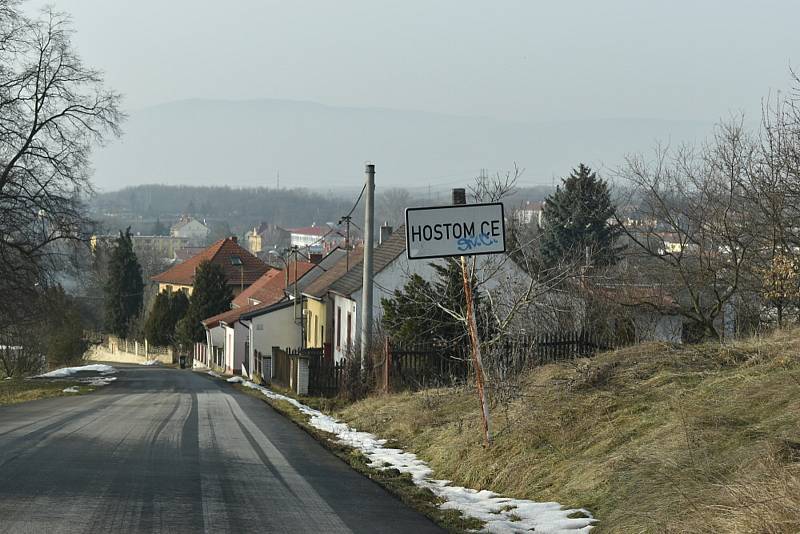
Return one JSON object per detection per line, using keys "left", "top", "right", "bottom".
{"left": 379, "top": 223, "right": 393, "bottom": 245}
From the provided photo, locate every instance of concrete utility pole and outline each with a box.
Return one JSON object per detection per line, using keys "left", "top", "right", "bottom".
{"left": 360, "top": 164, "right": 375, "bottom": 370}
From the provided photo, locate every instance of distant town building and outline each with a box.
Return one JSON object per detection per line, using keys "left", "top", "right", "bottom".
{"left": 170, "top": 216, "right": 210, "bottom": 245}
{"left": 90, "top": 234, "right": 189, "bottom": 261}
{"left": 244, "top": 223, "right": 290, "bottom": 255}
{"left": 287, "top": 224, "right": 345, "bottom": 253}
{"left": 513, "top": 201, "right": 545, "bottom": 227}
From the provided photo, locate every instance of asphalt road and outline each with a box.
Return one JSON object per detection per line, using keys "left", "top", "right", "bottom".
{"left": 0, "top": 365, "right": 443, "bottom": 533}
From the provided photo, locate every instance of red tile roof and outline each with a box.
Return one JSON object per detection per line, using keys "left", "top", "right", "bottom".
{"left": 232, "top": 260, "right": 315, "bottom": 308}
{"left": 151, "top": 237, "right": 271, "bottom": 287}
{"left": 202, "top": 303, "right": 261, "bottom": 329}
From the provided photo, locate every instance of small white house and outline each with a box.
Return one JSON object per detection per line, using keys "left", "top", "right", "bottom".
{"left": 240, "top": 300, "right": 303, "bottom": 378}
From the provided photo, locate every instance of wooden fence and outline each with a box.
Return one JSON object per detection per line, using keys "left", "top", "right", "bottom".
{"left": 306, "top": 348, "right": 346, "bottom": 397}
{"left": 387, "top": 331, "right": 612, "bottom": 390}
{"left": 386, "top": 341, "right": 468, "bottom": 390}
{"left": 279, "top": 331, "right": 612, "bottom": 397}
{"left": 272, "top": 347, "right": 297, "bottom": 389}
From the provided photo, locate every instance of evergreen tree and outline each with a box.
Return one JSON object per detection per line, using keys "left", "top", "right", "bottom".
{"left": 144, "top": 290, "right": 190, "bottom": 346}
{"left": 44, "top": 286, "right": 88, "bottom": 368}
{"left": 539, "top": 163, "right": 621, "bottom": 268}
{"left": 382, "top": 259, "right": 485, "bottom": 344}
{"left": 104, "top": 228, "right": 144, "bottom": 337}
{"left": 176, "top": 261, "right": 232, "bottom": 346}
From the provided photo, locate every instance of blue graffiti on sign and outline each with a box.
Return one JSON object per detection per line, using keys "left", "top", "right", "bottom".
{"left": 456, "top": 233, "right": 499, "bottom": 251}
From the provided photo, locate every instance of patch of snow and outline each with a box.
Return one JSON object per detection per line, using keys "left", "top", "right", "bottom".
{"left": 36, "top": 364, "right": 117, "bottom": 379}
{"left": 83, "top": 376, "right": 117, "bottom": 387}
{"left": 226, "top": 376, "right": 596, "bottom": 533}
{"left": 62, "top": 386, "right": 79, "bottom": 393}
{"left": 141, "top": 359, "right": 160, "bottom": 366}
{"left": 4, "top": 376, "right": 11, "bottom": 380}
{"left": 207, "top": 370, "right": 222, "bottom": 378}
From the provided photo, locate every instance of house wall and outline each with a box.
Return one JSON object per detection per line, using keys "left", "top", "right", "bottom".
{"left": 350, "top": 256, "right": 439, "bottom": 343}
{"left": 332, "top": 293, "right": 358, "bottom": 362}
{"left": 304, "top": 298, "right": 326, "bottom": 349}
{"left": 247, "top": 305, "right": 302, "bottom": 376}
{"left": 158, "top": 283, "right": 193, "bottom": 295}
{"left": 172, "top": 219, "right": 209, "bottom": 245}
{"left": 223, "top": 322, "right": 248, "bottom": 374}
{"left": 634, "top": 312, "right": 683, "bottom": 343}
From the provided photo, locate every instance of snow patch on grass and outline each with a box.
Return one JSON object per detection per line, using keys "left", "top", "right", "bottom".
{"left": 36, "top": 364, "right": 116, "bottom": 378}
{"left": 140, "top": 360, "right": 160, "bottom": 366}
{"left": 62, "top": 386, "right": 79, "bottom": 393}
{"left": 227, "top": 376, "right": 596, "bottom": 533}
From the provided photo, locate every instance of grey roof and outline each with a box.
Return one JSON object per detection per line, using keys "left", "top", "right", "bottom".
{"left": 328, "top": 226, "right": 406, "bottom": 297}
{"left": 291, "top": 247, "right": 349, "bottom": 295}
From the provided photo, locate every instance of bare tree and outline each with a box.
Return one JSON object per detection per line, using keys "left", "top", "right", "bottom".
{"left": 615, "top": 119, "right": 758, "bottom": 341}
{"left": 377, "top": 187, "right": 412, "bottom": 228}
{"left": 0, "top": 2, "right": 122, "bottom": 331}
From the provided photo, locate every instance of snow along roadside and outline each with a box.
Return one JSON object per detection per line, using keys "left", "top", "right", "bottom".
{"left": 36, "top": 364, "right": 117, "bottom": 378}
{"left": 227, "top": 376, "right": 596, "bottom": 534}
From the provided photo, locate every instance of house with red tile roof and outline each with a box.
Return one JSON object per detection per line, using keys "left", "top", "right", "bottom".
{"left": 199, "top": 258, "right": 320, "bottom": 376}
{"left": 231, "top": 260, "right": 315, "bottom": 308}
{"left": 150, "top": 236, "right": 272, "bottom": 296}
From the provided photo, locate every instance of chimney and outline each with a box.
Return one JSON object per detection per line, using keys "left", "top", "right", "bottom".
{"left": 309, "top": 252, "right": 323, "bottom": 264}
{"left": 379, "top": 222, "right": 393, "bottom": 245}
{"left": 230, "top": 236, "right": 238, "bottom": 243}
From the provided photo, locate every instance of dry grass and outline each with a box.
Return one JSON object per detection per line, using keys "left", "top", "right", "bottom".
{"left": 338, "top": 329, "right": 800, "bottom": 533}
{"left": 0, "top": 377, "right": 89, "bottom": 405}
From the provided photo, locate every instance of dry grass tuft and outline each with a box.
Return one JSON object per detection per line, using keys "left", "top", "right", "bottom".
{"left": 338, "top": 328, "right": 800, "bottom": 533}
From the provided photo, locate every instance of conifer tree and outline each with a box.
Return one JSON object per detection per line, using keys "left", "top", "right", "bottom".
{"left": 540, "top": 163, "right": 621, "bottom": 268}
{"left": 145, "top": 290, "right": 190, "bottom": 346}
{"left": 104, "top": 228, "right": 144, "bottom": 337}
{"left": 176, "top": 261, "right": 233, "bottom": 346}
{"left": 382, "top": 259, "right": 485, "bottom": 344}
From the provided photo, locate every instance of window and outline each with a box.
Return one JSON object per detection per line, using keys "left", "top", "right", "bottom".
{"left": 336, "top": 306, "right": 341, "bottom": 348}
{"left": 229, "top": 255, "right": 243, "bottom": 266}
{"left": 346, "top": 312, "right": 352, "bottom": 349}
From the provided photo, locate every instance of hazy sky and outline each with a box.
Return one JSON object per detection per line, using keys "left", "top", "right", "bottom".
{"left": 33, "top": 0, "right": 800, "bottom": 122}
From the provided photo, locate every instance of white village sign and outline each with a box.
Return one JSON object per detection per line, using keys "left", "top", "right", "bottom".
{"left": 404, "top": 200, "right": 506, "bottom": 446}
{"left": 404, "top": 202, "right": 506, "bottom": 260}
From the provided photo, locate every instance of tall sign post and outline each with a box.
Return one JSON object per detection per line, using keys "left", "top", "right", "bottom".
{"left": 405, "top": 192, "right": 505, "bottom": 447}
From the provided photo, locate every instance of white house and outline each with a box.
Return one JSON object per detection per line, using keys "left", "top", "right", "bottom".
{"left": 240, "top": 300, "right": 304, "bottom": 379}
{"left": 171, "top": 216, "right": 210, "bottom": 246}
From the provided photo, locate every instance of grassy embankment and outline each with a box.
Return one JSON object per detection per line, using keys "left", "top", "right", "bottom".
{"left": 337, "top": 329, "right": 800, "bottom": 533}
{"left": 0, "top": 377, "right": 92, "bottom": 406}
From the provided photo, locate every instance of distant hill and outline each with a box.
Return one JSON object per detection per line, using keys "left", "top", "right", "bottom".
{"left": 90, "top": 98, "right": 715, "bottom": 192}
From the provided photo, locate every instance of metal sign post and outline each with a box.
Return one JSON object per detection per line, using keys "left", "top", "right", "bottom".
{"left": 404, "top": 191, "right": 504, "bottom": 447}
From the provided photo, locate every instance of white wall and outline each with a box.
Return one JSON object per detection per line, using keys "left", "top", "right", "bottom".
{"left": 222, "top": 322, "right": 249, "bottom": 374}
{"left": 634, "top": 311, "right": 683, "bottom": 343}
{"left": 247, "top": 305, "right": 302, "bottom": 375}
{"left": 332, "top": 293, "right": 357, "bottom": 362}
{"left": 350, "top": 256, "right": 437, "bottom": 344}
